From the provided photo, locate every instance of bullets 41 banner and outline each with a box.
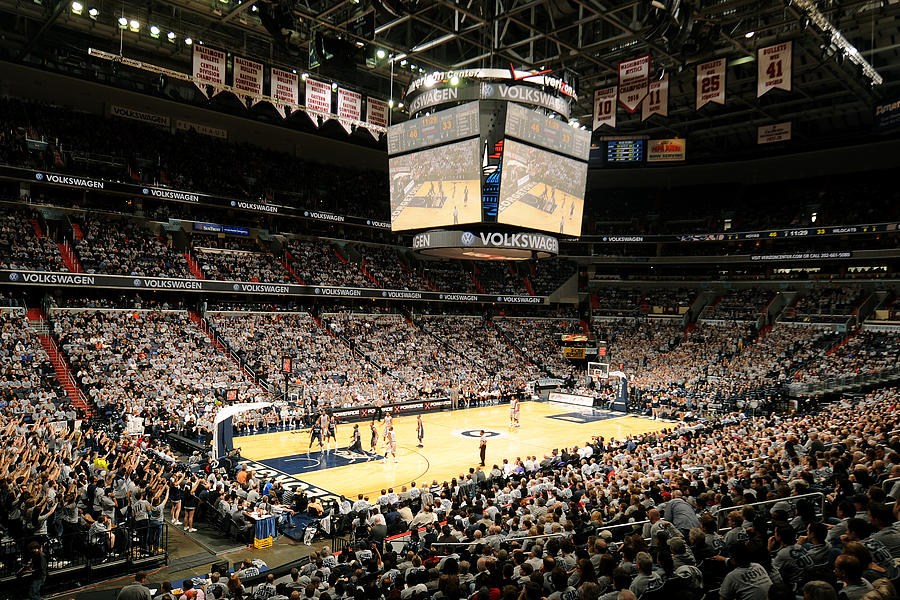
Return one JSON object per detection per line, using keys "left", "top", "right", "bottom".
{"left": 592, "top": 86, "right": 618, "bottom": 130}
{"left": 696, "top": 58, "right": 726, "bottom": 109}
{"left": 758, "top": 41, "right": 792, "bottom": 97}
{"left": 618, "top": 55, "right": 650, "bottom": 113}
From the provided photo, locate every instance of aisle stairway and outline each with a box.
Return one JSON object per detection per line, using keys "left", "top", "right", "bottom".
{"left": 282, "top": 252, "right": 305, "bottom": 284}
{"left": 26, "top": 308, "right": 93, "bottom": 416}
{"left": 58, "top": 242, "right": 82, "bottom": 273}
{"left": 184, "top": 253, "right": 205, "bottom": 279}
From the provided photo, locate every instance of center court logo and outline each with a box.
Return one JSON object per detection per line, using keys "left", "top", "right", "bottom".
{"left": 452, "top": 428, "right": 506, "bottom": 440}
{"left": 460, "top": 231, "right": 476, "bottom": 246}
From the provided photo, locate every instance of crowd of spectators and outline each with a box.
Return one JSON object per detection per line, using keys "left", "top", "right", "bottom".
{"left": 0, "top": 204, "right": 67, "bottom": 272}
{"left": 286, "top": 240, "right": 372, "bottom": 288}
{"left": 357, "top": 245, "right": 430, "bottom": 291}
{"left": 593, "top": 289, "right": 695, "bottom": 318}
{"left": 530, "top": 258, "right": 578, "bottom": 296}
{"left": 0, "top": 310, "right": 74, "bottom": 422}
{"left": 703, "top": 290, "right": 774, "bottom": 322}
{"left": 793, "top": 331, "right": 900, "bottom": 384}
{"left": 74, "top": 215, "right": 192, "bottom": 278}
{"left": 493, "top": 318, "right": 583, "bottom": 379}
{"left": 473, "top": 263, "right": 527, "bottom": 296}
{"left": 786, "top": 287, "right": 866, "bottom": 324}
{"left": 53, "top": 310, "right": 267, "bottom": 427}
{"left": 192, "top": 235, "right": 292, "bottom": 283}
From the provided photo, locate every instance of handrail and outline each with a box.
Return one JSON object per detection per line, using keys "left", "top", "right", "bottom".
{"left": 713, "top": 492, "right": 825, "bottom": 527}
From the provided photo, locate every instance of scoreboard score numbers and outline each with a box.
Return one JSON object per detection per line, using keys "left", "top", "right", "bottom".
{"left": 387, "top": 102, "right": 480, "bottom": 155}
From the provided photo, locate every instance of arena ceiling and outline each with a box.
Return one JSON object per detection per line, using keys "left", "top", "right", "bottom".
{"left": 1, "top": 0, "right": 899, "bottom": 155}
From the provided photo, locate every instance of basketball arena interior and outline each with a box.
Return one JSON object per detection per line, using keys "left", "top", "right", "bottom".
{"left": 0, "top": 1, "right": 899, "bottom": 599}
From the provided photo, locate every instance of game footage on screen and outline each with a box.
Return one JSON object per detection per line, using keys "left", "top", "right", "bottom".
{"left": 497, "top": 140, "right": 587, "bottom": 236}
{"left": 389, "top": 138, "right": 482, "bottom": 231}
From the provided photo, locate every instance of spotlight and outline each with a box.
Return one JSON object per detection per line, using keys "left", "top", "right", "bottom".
{"left": 129, "top": 19, "right": 140, "bottom": 31}
{"left": 449, "top": 75, "right": 459, "bottom": 85}
{"left": 744, "top": 30, "right": 755, "bottom": 38}
{"left": 398, "top": 102, "right": 404, "bottom": 108}
{"left": 184, "top": 37, "right": 193, "bottom": 45}
{"left": 250, "top": 3, "right": 257, "bottom": 10}
{"left": 388, "top": 99, "right": 394, "bottom": 107}
{"left": 70, "top": 1, "right": 83, "bottom": 14}
{"left": 400, "top": 59, "right": 407, "bottom": 66}
{"left": 166, "top": 31, "right": 176, "bottom": 41}
{"left": 87, "top": 6, "right": 98, "bottom": 17}
{"left": 376, "top": 49, "right": 386, "bottom": 59}
{"left": 117, "top": 16, "right": 128, "bottom": 28}
{"left": 149, "top": 25, "right": 160, "bottom": 38}
{"left": 301, "top": 72, "right": 309, "bottom": 80}
{"left": 331, "top": 82, "right": 338, "bottom": 91}
{"left": 409, "top": 63, "right": 416, "bottom": 70}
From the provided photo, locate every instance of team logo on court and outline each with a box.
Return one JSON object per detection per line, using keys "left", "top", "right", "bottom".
{"left": 452, "top": 428, "right": 506, "bottom": 440}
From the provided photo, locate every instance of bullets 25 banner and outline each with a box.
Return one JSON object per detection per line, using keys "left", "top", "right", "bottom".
{"left": 304, "top": 79, "right": 333, "bottom": 127}
{"left": 618, "top": 55, "right": 650, "bottom": 113}
{"left": 337, "top": 88, "right": 362, "bottom": 134}
{"left": 270, "top": 68, "right": 299, "bottom": 119}
{"left": 192, "top": 45, "right": 226, "bottom": 98}
{"left": 593, "top": 86, "right": 617, "bottom": 130}
{"left": 642, "top": 74, "right": 668, "bottom": 120}
{"left": 696, "top": 58, "right": 726, "bottom": 109}
{"left": 232, "top": 56, "right": 264, "bottom": 105}
{"left": 758, "top": 41, "right": 792, "bottom": 97}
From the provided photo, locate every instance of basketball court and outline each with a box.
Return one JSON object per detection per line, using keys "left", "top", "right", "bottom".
{"left": 498, "top": 185, "right": 584, "bottom": 236}
{"left": 235, "top": 401, "right": 669, "bottom": 500}
{"left": 391, "top": 178, "right": 482, "bottom": 230}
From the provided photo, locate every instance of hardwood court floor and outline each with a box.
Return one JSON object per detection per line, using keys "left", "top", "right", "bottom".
{"left": 236, "top": 402, "right": 670, "bottom": 500}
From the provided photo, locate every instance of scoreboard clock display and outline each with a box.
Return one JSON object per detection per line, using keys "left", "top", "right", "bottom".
{"left": 605, "top": 139, "right": 645, "bottom": 163}
{"left": 387, "top": 101, "right": 480, "bottom": 155}
{"left": 504, "top": 103, "right": 591, "bottom": 160}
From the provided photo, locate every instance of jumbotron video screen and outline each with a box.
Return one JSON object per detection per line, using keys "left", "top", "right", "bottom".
{"left": 388, "top": 137, "right": 482, "bottom": 231}
{"left": 497, "top": 139, "right": 587, "bottom": 236}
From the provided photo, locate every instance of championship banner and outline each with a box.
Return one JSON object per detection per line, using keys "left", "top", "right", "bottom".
{"left": 757, "top": 41, "right": 792, "bottom": 97}
{"left": 366, "top": 97, "right": 389, "bottom": 139}
{"left": 696, "top": 58, "right": 726, "bottom": 109}
{"left": 757, "top": 121, "right": 792, "bottom": 144}
{"left": 592, "top": 86, "right": 617, "bottom": 130}
{"left": 617, "top": 55, "right": 650, "bottom": 113}
{"left": 642, "top": 74, "right": 669, "bottom": 121}
{"left": 336, "top": 88, "right": 362, "bottom": 135}
{"left": 304, "top": 79, "right": 333, "bottom": 127}
{"left": 192, "top": 45, "right": 226, "bottom": 98}
{"left": 270, "top": 68, "right": 299, "bottom": 119}
{"left": 232, "top": 56, "right": 264, "bottom": 104}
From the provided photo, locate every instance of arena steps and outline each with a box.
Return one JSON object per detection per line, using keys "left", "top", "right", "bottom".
{"left": 57, "top": 241, "right": 82, "bottom": 273}
{"left": 579, "top": 319, "right": 591, "bottom": 334}
{"left": 489, "top": 320, "right": 534, "bottom": 366}
{"left": 71, "top": 222, "right": 84, "bottom": 241}
{"left": 29, "top": 218, "right": 44, "bottom": 238}
{"left": 183, "top": 253, "right": 206, "bottom": 279}
{"left": 281, "top": 254, "right": 305, "bottom": 284}
{"left": 360, "top": 264, "right": 381, "bottom": 287}
{"left": 26, "top": 309, "right": 94, "bottom": 416}
{"left": 471, "top": 274, "right": 486, "bottom": 294}
{"left": 522, "top": 277, "right": 535, "bottom": 296}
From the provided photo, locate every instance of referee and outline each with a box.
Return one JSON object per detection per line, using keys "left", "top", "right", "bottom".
{"left": 478, "top": 430, "right": 486, "bottom": 467}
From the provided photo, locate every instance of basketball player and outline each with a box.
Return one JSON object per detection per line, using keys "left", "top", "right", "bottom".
{"left": 478, "top": 430, "right": 487, "bottom": 467}
{"left": 416, "top": 415, "right": 424, "bottom": 448}
{"left": 384, "top": 410, "right": 393, "bottom": 431}
{"left": 509, "top": 397, "right": 519, "bottom": 429}
{"left": 325, "top": 413, "right": 337, "bottom": 452}
{"left": 513, "top": 397, "right": 521, "bottom": 428}
{"left": 369, "top": 421, "right": 379, "bottom": 461}
{"left": 307, "top": 412, "right": 324, "bottom": 454}
{"left": 453, "top": 205, "right": 459, "bottom": 224}
{"left": 382, "top": 426, "right": 398, "bottom": 463}
{"left": 348, "top": 424, "right": 363, "bottom": 455}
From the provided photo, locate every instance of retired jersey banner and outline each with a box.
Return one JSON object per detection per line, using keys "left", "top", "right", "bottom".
{"left": 366, "top": 97, "right": 389, "bottom": 138}
{"left": 305, "top": 79, "right": 333, "bottom": 127}
{"left": 618, "top": 55, "right": 650, "bottom": 113}
{"left": 647, "top": 138, "right": 686, "bottom": 162}
{"left": 642, "top": 74, "right": 668, "bottom": 121}
{"left": 337, "top": 88, "right": 362, "bottom": 134}
{"left": 270, "top": 68, "right": 299, "bottom": 119}
{"left": 696, "top": 59, "right": 726, "bottom": 109}
{"left": 757, "top": 122, "right": 792, "bottom": 144}
{"left": 757, "top": 41, "right": 792, "bottom": 97}
{"left": 232, "top": 56, "right": 264, "bottom": 103}
{"left": 592, "top": 86, "right": 618, "bottom": 130}
{"left": 192, "top": 45, "right": 226, "bottom": 97}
